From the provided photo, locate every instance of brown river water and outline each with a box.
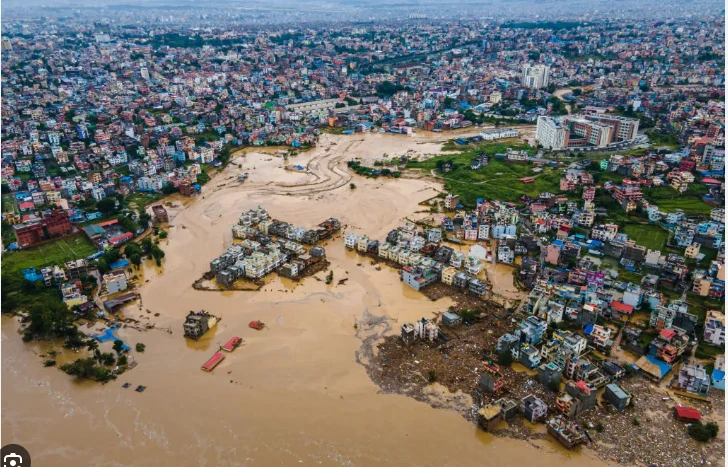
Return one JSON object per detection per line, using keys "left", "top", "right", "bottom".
{"left": 2, "top": 131, "right": 607, "bottom": 466}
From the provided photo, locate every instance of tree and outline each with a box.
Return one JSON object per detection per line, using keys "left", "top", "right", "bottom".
{"left": 117, "top": 355, "right": 128, "bottom": 366}
{"left": 688, "top": 421, "right": 720, "bottom": 442}
{"left": 571, "top": 88, "right": 582, "bottom": 96}
{"left": 162, "top": 183, "right": 179, "bottom": 195}
{"left": 96, "top": 197, "right": 117, "bottom": 216}
{"left": 112, "top": 339, "right": 125, "bottom": 354}
{"left": 99, "top": 352, "right": 116, "bottom": 366}
{"left": 428, "top": 370, "right": 437, "bottom": 383}
{"left": 150, "top": 245, "right": 165, "bottom": 266}
{"left": 139, "top": 212, "right": 151, "bottom": 228}
{"left": 125, "top": 243, "right": 143, "bottom": 267}
{"left": 86, "top": 339, "right": 99, "bottom": 353}
{"left": 136, "top": 343, "right": 146, "bottom": 352}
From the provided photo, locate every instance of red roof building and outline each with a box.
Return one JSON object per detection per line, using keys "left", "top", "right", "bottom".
{"left": 201, "top": 352, "right": 225, "bottom": 371}
{"left": 674, "top": 405, "right": 701, "bottom": 422}
{"left": 611, "top": 300, "right": 634, "bottom": 314}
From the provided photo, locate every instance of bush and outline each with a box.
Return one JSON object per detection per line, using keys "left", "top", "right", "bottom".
{"left": 428, "top": 370, "right": 437, "bottom": 383}
{"left": 632, "top": 417, "right": 640, "bottom": 426}
{"left": 596, "top": 423, "right": 604, "bottom": 433}
{"left": 688, "top": 421, "right": 720, "bottom": 442}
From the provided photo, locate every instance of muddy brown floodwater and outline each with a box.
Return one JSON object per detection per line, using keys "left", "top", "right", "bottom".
{"left": 2, "top": 132, "right": 608, "bottom": 467}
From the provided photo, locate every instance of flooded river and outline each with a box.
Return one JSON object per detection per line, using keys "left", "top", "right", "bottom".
{"left": 2, "top": 132, "right": 606, "bottom": 466}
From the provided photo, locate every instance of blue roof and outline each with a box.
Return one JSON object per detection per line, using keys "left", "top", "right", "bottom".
{"left": 583, "top": 323, "right": 594, "bottom": 335}
{"left": 645, "top": 355, "right": 672, "bottom": 379}
{"left": 109, "top": 259, "right": 130, "bottom": 270}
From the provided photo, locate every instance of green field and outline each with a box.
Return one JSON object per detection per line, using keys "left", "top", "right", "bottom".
{"left": 622, "top": 223, "right": 669, "bottom": 250}
{"left": 407, "top": 142, "right": 567, "bottom": 206}
{"left": 643, "top": 185, "right": 712, "bottom": 216}
{"left": 125, "top": 192, "right": 163, "bottom": 210}
{"left": 2, "top": 234, "right": 98, "bottom": 278}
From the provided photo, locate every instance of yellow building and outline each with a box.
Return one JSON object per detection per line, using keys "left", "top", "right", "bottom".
{"left": 685, "top": 243, "right": 701, "bottom": 259}
{"left": 441, "top": 267, "right": 456, "bottom": 285}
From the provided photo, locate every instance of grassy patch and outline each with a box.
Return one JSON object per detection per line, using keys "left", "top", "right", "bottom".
{"left": 695, "top": 342, "right": 723, "bottom": 360}
{"left": 622, "top": 223, "right": 669, "bottom": 250}
{"left": 2, "top": 234, "right": 98, "bottom": 277}
{"left": 645, "top": 130, "right": 680, "bottom": 150}
{"left": 643, "top": 185, "right": 712, "bottom": 215}
{"left": 125, "top": 193, "right": 163, "bottom": 210}
{"left": 406, "top": 142, "right": 564, "bottom": 206}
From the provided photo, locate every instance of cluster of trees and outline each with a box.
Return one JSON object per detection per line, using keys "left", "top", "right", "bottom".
{"left": 376, "top": 80, "right": 408, "bottom": 97}
{"left": 688, "top": 421, "right": 720, "bottom": 442}
{"left": 22, "top": 297, "right": 77, "bottom": 342}
{"left": 196, "top": 172, "right": 212, "bottom": 185}
{"left": 347, "top": 161, "right": 400, "bottom": 178}
{"left": 126, "top": 237, "right": 166, "bottom": 267}
{"left": 60, "top": 357, "right": 116, "bottom": 383}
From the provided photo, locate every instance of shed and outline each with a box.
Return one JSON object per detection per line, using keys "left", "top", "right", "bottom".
{"left": 604, "top": 383, "right": 630, "bottom": 411}
{"left": 674, "top": 405, "right": 701, "bottom": 423}
{"left": 441, "top": 311, "right": 462, "bottom": 327}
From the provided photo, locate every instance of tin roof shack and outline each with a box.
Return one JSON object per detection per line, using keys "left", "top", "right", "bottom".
{"left": 479, "top": 363, "right": 505, "bottom": 393}
{"left": 401, "top": 323, "right": 416, "bottom": 345}
{"left": 441, "top": 311, "right": 462, "bottom": 327}
{"left": 604, "top": 383, "right": 631, "bottom": 411}
{"left": 633, "top": 355, "right": 672, "bottom": 382}
{"left": 520, "top": 395, "right": 548, "bottom": 423}
{"left": 537, "top": 362, "right": 563, "bottom": 388}
{"left": 674, "top": 405, "right": 702, "bottom": 423}
{"left": 547, "top": 415, "right": 588, "bottom": 449}
{"left": 183, "top": 311, "right": 218, "bottom": 340}
{"left": 672, "top": 363, "right": 710, "bottom": 399}
{"left": 477, "top": 404, "right": 503, "bottom": 432}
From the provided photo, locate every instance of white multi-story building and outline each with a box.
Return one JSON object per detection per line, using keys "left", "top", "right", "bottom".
{"left": 536, "top": 116, "right": 569, "bottom": 150}
{"left": 478, "top": 223, "right": 490, "bottom": 240}
{"left": 521, "top": 64, "right": 550, "bottom": 89}
{"left": 344, "top": 232, "right": 359, "bottom": 249}
{"left": 103, "top": 272, "right": 128, "bottom": 294}
{"left": 704, "top": 311, "right": 725, "bottom": 347}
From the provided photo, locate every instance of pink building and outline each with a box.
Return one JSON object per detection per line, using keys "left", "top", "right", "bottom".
{"left": 545, "top": 244, "right": 561, "bottom": 265}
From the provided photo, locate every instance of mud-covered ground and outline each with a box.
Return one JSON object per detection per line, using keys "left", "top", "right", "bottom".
{"left": 362, "top": 311, "right": 726, "bottom": 466}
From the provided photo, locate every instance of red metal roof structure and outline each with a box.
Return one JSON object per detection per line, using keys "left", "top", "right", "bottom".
{"left": 201, "top": 352, "right": 225, "bottom": 371}
{"left": 222, "top": 336, "right": 242, "bottom": 352}
{"left": 249, "top": 320, "right": 264, "bottom": 330}
{"left": 660, "top": 328, "right": 677, "bottom": 340}
{"left": 674, "top": 405, "right": 701, "bottom": 422}
{"left": 611, "top": 300, "right": 634, "bottom": 314}
{"left": 98, "top": 219, "right": 119, "bottom": 227}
